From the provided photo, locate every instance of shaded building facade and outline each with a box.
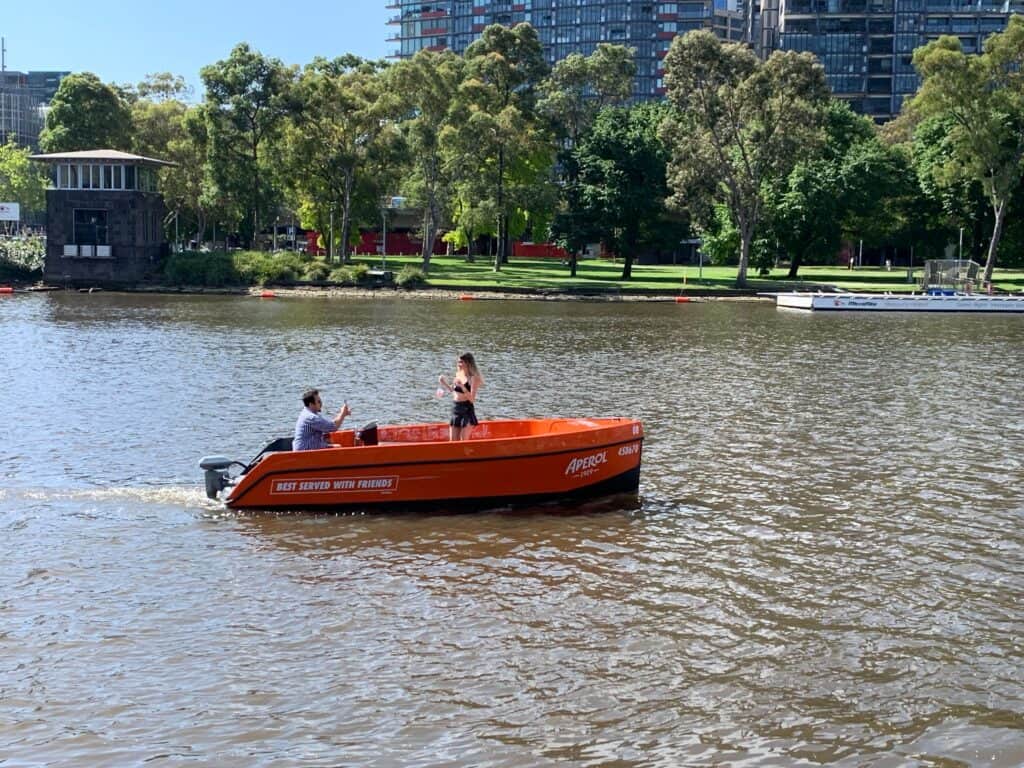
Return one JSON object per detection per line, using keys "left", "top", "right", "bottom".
{"left": 0, "top": 70, "right": 68, "bottom": 148}
{"left": 759, "top": 0, "right": 1024, "bottom": 121}
{"left": 30, "top": 150, "right": 172, "bottom": 285}
{"left": 386, "top": 0, "right": 745, "bottom": 99}
{"left": 0, "top": 71, "right": 43, "bottom": 148}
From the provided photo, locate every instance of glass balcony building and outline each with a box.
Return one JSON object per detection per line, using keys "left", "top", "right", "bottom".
{"left": 386, "top": 0, "right": 746, "bottom": 100}
{"left": 759, "top": 0, "right": 1024, "bottom": 121}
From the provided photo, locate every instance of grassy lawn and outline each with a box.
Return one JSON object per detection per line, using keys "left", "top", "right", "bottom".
{"left": 358, "top": 255, "right": 1024, "bottom": 295}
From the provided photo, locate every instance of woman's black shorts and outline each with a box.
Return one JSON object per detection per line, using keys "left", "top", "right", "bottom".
{"left": 450, "top": 400, "right": 478, "bottom": 428}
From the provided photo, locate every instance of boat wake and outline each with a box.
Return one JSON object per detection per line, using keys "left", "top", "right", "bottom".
{"left": 4, "top": 483, "right": 216, "bottom": 509}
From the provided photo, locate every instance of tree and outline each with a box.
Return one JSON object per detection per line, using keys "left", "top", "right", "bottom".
{"left": 387, "top": 50, "right": 464, "bottom": 270}
{"left": 538, "top": 43, "right": 636, "bottom": 145}
{"left": 39, "top": 73, "right": 132, "bottom": 152}
{"left": 539, "top": 44, "right": 635, "bottom": 276}
{"left": 0, "top": 137, "right": 47, "bottom": 223}
{"left": 284, "top": 56, "right": 397, "bottom": 262}
{"left": 768, "top": 102, "right": 907, "bottom": 277}
{"left": 909, "top": 18, "right": 1024, "bottom": 285}
{"left": 200, "top": 44, "right": 296, "bottom": 247}
{"left": 137, "top": 72, "right": 193, "bottom": 103}
{"left": 662, "top": 31, "right": 830, "bottom": 286}
{"left": 444, "top": 24, "right": 552, "bottom": 271}
{"left": 570, "top": 103, "right": 679, "bottom": 279}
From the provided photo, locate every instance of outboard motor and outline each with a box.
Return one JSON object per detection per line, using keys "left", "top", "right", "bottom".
{"left": 199, "top": 455, "right": 234, "bottom": 500}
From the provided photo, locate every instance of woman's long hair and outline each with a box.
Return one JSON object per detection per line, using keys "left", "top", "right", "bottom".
{"left": 459, "top": 352, "right": 483, "bottom": 384}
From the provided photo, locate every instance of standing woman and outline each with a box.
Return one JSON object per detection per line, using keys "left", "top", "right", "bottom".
{"left": 439, "top": 352, "right": 484, "bottom": 441}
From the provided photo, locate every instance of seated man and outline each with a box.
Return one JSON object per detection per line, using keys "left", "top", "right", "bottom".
{"left": 293, "top": 389, "right": 351, "bottom": 451}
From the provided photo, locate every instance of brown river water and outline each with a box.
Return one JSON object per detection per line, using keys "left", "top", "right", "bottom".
{"left": 1, "top": 292, "right": 1022, "bottom": 766}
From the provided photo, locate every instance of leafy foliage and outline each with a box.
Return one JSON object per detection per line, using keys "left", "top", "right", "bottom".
{"left": 200, "top": 44, "right": 297, "bottom": 247}
{"left": 40, "top": 73, "right": 133, "bottom": 152}
{"left": 0, "top": 137, "right": 48, "bottom": 214}
{"left": 908, "top": 17, "right": 1024, "bottom": 284}
{"left": 0, "top": 235, "right": 46, "bottom": 278}
{"left": 570, "top": 102, "right": 682, "bottom": 279}
{"left": 395, "top": 265, "right": 427, "bottom": 287}
{"left": 662, "top": 31, "right": 830, "bottom": 286}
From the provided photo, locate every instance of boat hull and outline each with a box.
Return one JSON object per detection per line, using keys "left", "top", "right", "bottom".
{"left": 775, "top": 292, "right": 1024, "bottom": 312}
{"left": 223, "top": 418, "right": 644, "bottom": 512}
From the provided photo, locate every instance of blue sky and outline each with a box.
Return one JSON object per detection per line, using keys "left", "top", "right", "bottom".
{"left": 3, "top": 0, "right": 392, "bottom": 99}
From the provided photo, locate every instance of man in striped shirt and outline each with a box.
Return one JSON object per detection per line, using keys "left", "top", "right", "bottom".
{"left": 293, "top": 389, "right": 351, "bottom": 450}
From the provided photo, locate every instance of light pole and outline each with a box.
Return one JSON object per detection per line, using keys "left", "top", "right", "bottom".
{"left": 958, "top": 227, "right": 963, "bottom": 261}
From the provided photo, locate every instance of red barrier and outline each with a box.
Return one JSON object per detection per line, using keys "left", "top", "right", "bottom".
{"left": 513, "top": 242, "right": 569, "bottom": 259}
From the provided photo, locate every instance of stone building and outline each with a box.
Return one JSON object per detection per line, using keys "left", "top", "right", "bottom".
{"left": 29, "top": 149, "right": 173, "bottom": 285}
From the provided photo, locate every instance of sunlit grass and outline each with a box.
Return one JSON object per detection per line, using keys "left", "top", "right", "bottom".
{"left": 353, "top": 254, "right": 1024, "bottom": 294}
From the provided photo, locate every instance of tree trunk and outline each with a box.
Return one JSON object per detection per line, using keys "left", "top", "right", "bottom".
{"left": 982, "top": 198, "right": 1006, "bottom": 287}
{"left": 340, "top": 170, "right": 355, "bottom": 263}
{"left": 570, "top": 252, "right": 578, "bottom": 277}
{"left": 421, "top": 207, "right": 435, "bottom": 272}
{"left": 787, "top": 251, "right": 804, "bottom": 279}
{"left": 251, "top": 137, "right": 260, "bottom": 250}
{"left": 494, "top": 147, "right": 504, "bottom": 273}
{"left": 620, "top": 231, "right": 636, "bottom": 280}
{"left": 736, "top": 224, "right": 752, "bottom": 288}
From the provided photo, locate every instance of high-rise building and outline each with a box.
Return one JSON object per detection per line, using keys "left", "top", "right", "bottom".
{"left": 0, "top": 71, "right": 43, "bottom": 148}
{"left": 386, "top": 0, "right": 746, "bottom": 100}
{"left": 27, "top": 71, "right": 71, "bottom": 105}
{"left": 0, "top": 70, "right": 68, "bottom": 148}
{"left": 759, "top": 0, "right": 1024, "bottom": 121}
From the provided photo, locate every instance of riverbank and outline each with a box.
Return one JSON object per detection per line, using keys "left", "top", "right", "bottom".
{"left": 5, "top": 254, "right": 1023, "bottom": 297}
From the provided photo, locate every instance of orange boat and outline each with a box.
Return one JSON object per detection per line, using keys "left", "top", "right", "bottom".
{"left": 200, "top": 417, "right": 643, "bottom": 512}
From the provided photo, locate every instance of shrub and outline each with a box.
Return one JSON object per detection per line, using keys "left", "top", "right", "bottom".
{"left": 0, "top": 235, "right": 45, "bottom": 279}
{"left": 232, "top": 251, "right": 305, "bottom": 285}
{"left": 303, "top": 261, "right": 331, "bottom": 281}
{"left": 328, "top": 266, "right": 354, "bottom": 284}
{"left": 395, "top": 265, "right": 426, "bottom": 288}
{"left": 163, "top": 251, "right": 239, "bottom": 286}
{"left": 350, "top": 262, "right": 370, "bottom": 283}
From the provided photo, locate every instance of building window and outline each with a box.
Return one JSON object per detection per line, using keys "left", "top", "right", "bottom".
{"left": 73, "top": 209, "right": 108, "bottom": 245}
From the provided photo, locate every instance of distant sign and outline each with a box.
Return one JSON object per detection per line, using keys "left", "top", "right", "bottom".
{"left": 0, "top": 203, "right": 19, "bottom": 222}
{"left": 384, "top": 196, "right": 407, "bottom": 209}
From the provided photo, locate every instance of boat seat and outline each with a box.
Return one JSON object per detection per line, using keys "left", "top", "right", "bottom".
{"left": 356, "top": 422, "right": 379, "bottom": 446}
{"left": 262, "top": 437, "right": 295, "bottom": 453}
{"left": 242, "top": 436, "right": 294, "bottom": 473}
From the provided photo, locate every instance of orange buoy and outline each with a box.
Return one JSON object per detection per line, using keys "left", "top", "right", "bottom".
{"left": 459, "top": 294, "right": 475, "bottom": 301}
{"left": 674, "top": 296, "right": 690, "bottom": 303}
{"left": 259, "top": 290, "right": 276, "bottom": 299}
{"left": 0, "top": 286, "right": 13, "bottom": 294}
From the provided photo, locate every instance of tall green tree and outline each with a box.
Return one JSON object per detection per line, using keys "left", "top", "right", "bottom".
{"left": 444, "top": 24, "right": 552, "bottom": 271}
{"left": 570, "top": 103, "right": 679, "bottom": 279}
{"left": 200, "top": 44, "right": 296, "bottom": 247}
{"left": 539, "top": 44, "right": 635, "bottom": 275}
{"left": 387, "top": 50, "right": 464, "bottom": 270}
{"left": 661, "top": 31, "right": 829, "bottom": 286}
{"left": 39, "top": 73, "right": 132, "bottom": 152}
{"left": 909, "top": 18, "right": 1024, "bottom": 284}
{"left": 767, "top": 102, "right": 911, "bottom": 277}
{"left": 284, "top": 56, "right": 397, "bottom": 262}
